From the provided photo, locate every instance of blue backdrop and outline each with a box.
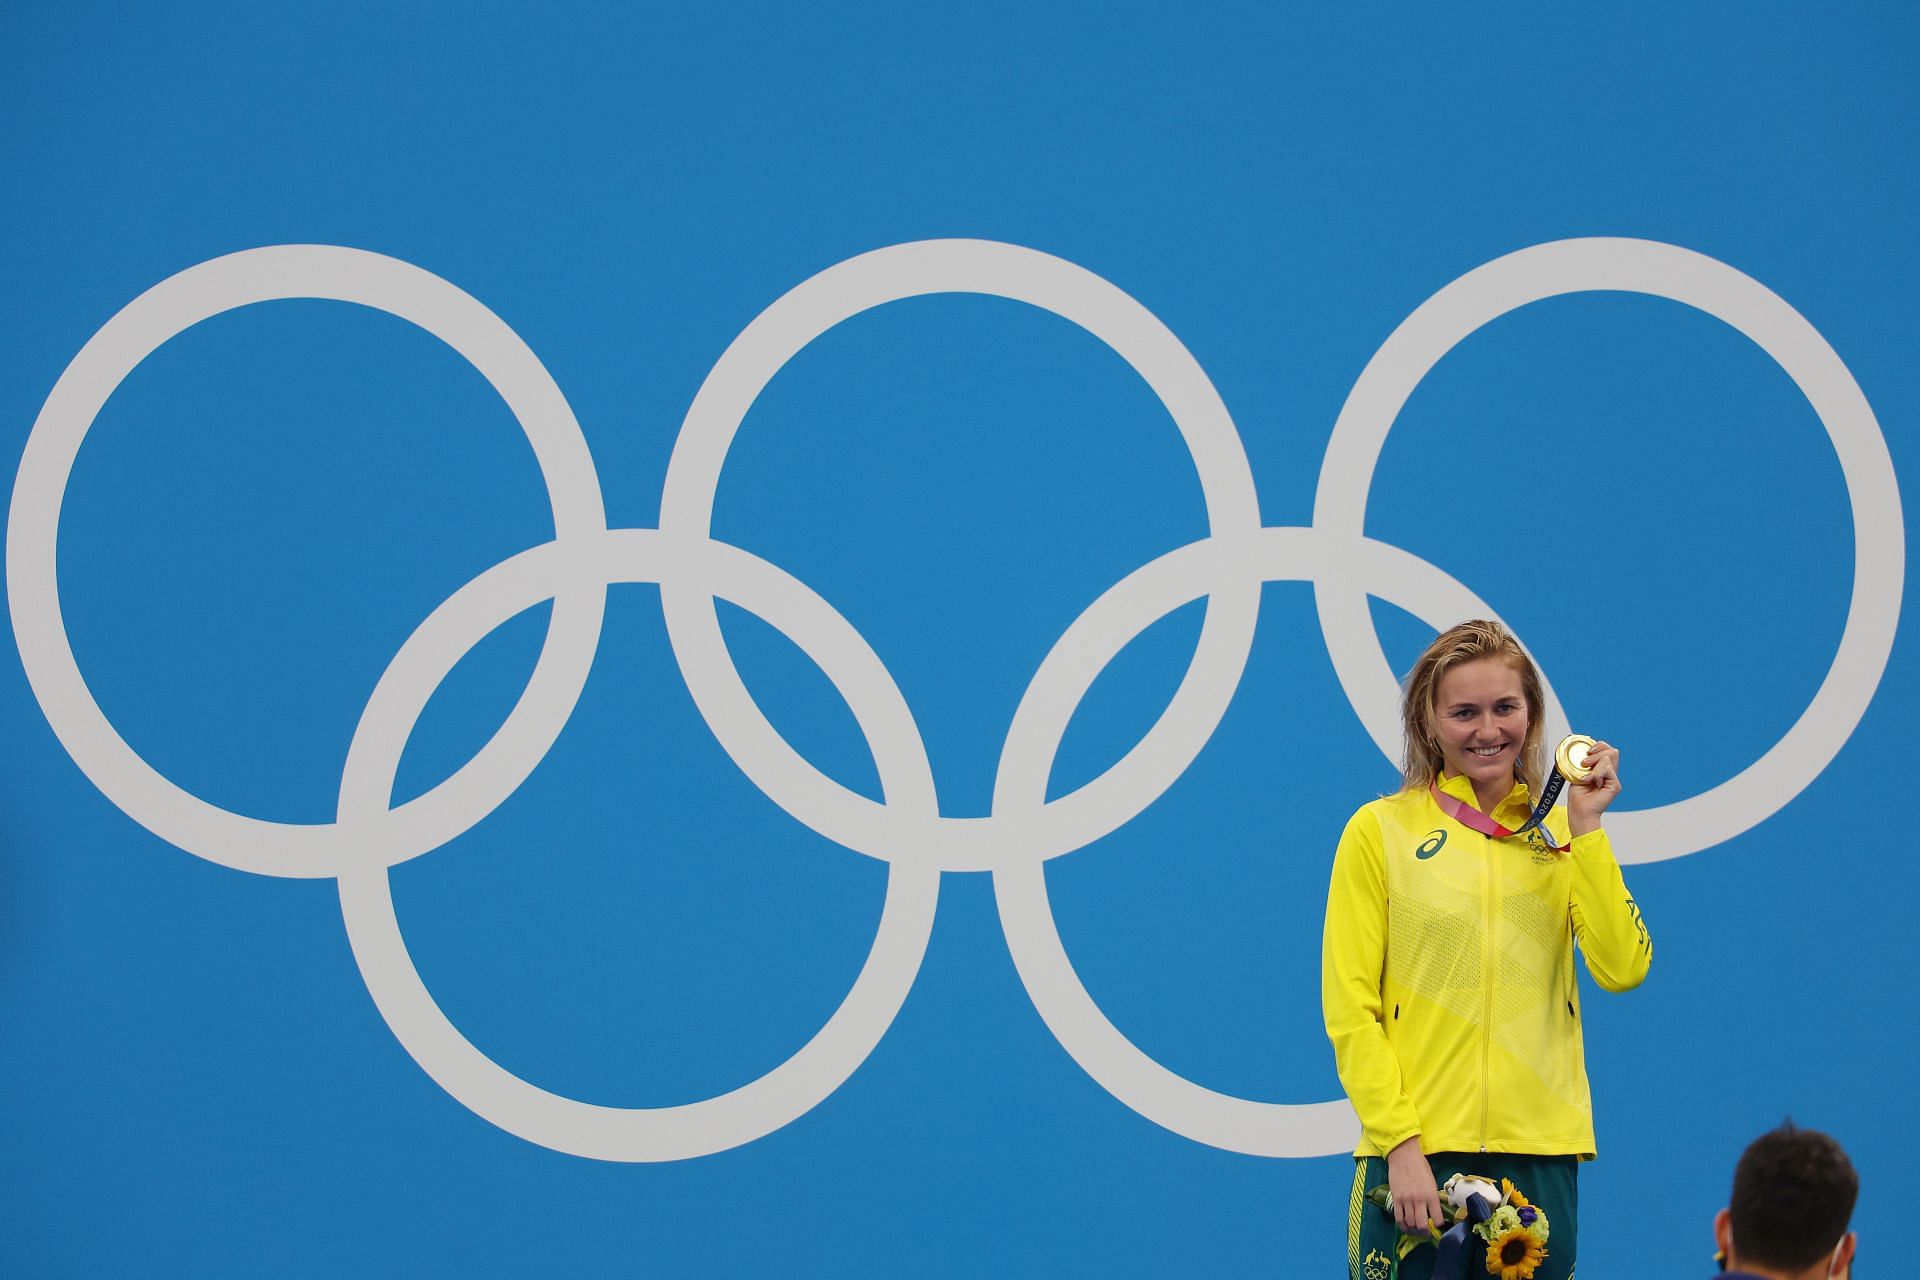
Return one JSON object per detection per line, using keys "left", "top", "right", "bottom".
{"left": 3, "top": 4, "right": 1913, "bottom": 1275}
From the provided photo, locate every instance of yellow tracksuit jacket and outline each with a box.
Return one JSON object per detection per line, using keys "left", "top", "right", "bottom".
{"left": 1321, "top": 774, "right": 1651, "bottom": 1159}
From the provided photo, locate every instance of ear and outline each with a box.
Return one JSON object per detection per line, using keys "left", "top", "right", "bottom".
{"left": 1712, "top": 1208, "right": 1732, "bottom": 1261}
{"left": 1832, "top": 1229, "right": 1856, "bottom": 1275}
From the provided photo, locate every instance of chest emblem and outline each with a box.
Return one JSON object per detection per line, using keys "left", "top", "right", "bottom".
{"left": 1525, "top": 828, "right": 1557, "bottom": 861}
{"left": 1415, "top": 829, "right": 1446, "bottom": 860}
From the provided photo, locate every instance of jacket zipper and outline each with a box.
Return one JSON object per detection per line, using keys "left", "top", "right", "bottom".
{"left": 1479, "top": 830, "right": 1495, "bottom": 1153}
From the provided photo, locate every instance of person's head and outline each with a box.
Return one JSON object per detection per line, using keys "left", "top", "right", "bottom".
{"left": 1400, "top": 619, "right": 1547, "bottom": 796}
{"left": 1715, "top": 1122, "right": 1858, "bottom": 1279}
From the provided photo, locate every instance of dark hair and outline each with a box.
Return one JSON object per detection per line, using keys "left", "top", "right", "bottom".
{"left": 1729, "top": 1121, "right": 1858, "bottom": 1270}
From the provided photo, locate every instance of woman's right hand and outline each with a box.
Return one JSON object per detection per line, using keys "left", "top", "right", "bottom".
{"left": 1386, "top": 1136, "right": 1443, "bottom": 1236}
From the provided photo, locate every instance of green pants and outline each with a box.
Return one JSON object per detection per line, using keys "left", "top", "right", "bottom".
{"left": 1347, "top": 1152, "right": 1577, "bottom": 1280}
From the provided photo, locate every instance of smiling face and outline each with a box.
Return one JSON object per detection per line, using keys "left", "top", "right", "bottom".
{"left": 1431, "top": 657, "right": 1531, "bottom": 803}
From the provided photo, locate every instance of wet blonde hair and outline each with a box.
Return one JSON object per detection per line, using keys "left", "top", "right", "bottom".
{"left": 1400, "top": 619, "right": 1547, "bottom": 795}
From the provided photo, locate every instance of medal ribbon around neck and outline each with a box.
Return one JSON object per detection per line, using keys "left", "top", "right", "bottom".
{"left": 1428, "top": 734, "right": 1597, "bottom": 853}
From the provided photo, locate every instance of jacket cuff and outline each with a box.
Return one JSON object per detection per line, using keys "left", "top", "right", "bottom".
{"left": 1568, "top": 826, "right": 1613, "bottom": 859}
{"left": 1373, "top": 1124, "right": 1421, "bottom": 1158}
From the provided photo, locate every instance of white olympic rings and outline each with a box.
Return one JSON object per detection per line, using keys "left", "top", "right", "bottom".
{"left": 7, "top": 236, "right": 1903, "bottom": 1161}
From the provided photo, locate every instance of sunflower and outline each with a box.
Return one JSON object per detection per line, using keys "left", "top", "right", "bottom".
{"left": 1483, "top": 1225, "right": 1548, "bottom": 1279}
{"left": 1500, "top": 1177, "right": 1530, "bottom": 1209}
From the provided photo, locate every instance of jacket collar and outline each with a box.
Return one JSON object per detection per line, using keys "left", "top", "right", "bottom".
{"left": 1436, "top": 771, "right": 1534, "bottom": 823}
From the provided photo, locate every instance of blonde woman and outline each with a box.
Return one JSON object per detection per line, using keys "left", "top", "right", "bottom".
{"left": 1323, "top": 620, "right": 1652, "bottom": 1280}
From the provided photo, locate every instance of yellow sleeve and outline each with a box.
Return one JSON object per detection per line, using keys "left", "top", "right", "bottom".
{"left": 1321, "top": 805, "right": 1421, "bottom": 1156}
{"left": 1567, "top": 827, "right": 1653, "bottom": 992}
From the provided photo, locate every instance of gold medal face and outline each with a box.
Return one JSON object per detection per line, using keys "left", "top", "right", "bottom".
{"left": 1556, "top": 733, "right": 1597, "bottom": 781}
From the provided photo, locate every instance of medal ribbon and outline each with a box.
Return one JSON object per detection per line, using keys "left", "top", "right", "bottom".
{"left": 1429, "top": 768, "right": 1572, "bottom": 853}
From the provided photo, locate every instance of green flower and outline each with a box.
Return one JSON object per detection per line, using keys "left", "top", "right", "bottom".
{"left": 1475, "top": 1204, "right": 1523, "bottom": 1245}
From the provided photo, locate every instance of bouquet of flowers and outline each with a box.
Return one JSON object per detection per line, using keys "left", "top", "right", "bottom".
{"left": 1365, "top": 1172, "right": 1550, "bottom": 1279}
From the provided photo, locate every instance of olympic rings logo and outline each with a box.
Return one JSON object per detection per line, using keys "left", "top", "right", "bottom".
{"left": 8, "top": 238, "right": 1904, "bottom": 1162}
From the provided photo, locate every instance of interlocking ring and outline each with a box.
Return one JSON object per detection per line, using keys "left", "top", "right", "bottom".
{"left": 9, "top": 236, "right": 1902, "bottom": 1161}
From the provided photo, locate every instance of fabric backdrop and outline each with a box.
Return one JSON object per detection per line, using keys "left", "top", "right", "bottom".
{"left": 3, "top": 4, "right": 1912, "bottom": 1275}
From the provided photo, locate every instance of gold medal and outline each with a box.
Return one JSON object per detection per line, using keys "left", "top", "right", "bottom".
{"left": 1555, "top": 733, "right": 1597, "bottom": 781}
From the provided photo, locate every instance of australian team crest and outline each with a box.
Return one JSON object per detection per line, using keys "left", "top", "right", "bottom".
{"left": 1525, "top": 828, "right": 1557, "bottom": 862}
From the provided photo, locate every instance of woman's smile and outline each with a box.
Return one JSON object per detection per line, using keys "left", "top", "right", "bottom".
{"left": 1432, "top": 657, "right": 1531, "bottom": 807}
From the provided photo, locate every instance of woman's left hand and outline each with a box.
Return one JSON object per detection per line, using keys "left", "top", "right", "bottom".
{"left": 1566, "top": 739, "right": 1621, "bottom": 837}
